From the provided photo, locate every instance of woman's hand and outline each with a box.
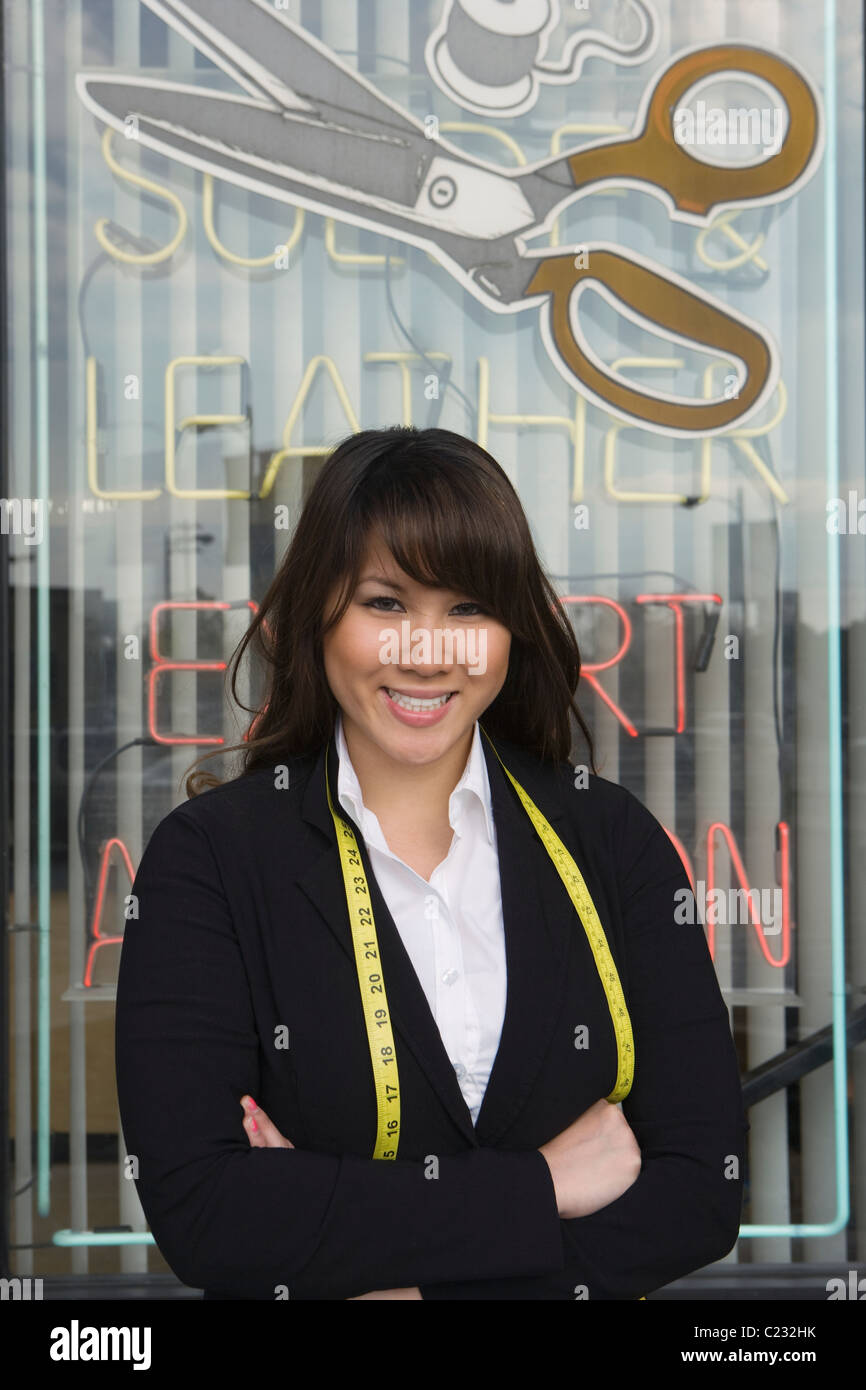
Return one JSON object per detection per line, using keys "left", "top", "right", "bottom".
{"left": 240, "top": 1095, "right": 294, "bottom": 1147}
{"left": 538, "top": 1098, "right": 641, "bottom": 1219}
{"left": 240, "top": 1096, "right": 421, "bottom": 1299}
{"left": 347, "top": 1287, "right": 423, "bottom": 1299}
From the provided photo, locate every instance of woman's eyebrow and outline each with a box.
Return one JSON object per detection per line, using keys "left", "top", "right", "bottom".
{"left": 358, "top": 574, "right": 467, "bottom": 598}
{"left": 357, "top": 574, "right": 406, "bottom": 591}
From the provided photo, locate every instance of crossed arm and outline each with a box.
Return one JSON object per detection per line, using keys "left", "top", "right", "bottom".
{"left": 117, "top": 796, "right": 746, "bottom": 1301}
{"left": 239, "top": 1093, "right": 422, "bottom": 1299}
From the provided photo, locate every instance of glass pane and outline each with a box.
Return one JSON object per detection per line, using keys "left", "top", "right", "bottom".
{"left": 2, "top": 0, "right": 862, "bottom": 1313}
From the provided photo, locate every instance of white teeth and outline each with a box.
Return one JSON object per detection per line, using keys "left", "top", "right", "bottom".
{"left": 386, "top": 688, "right": 453, "bottom": 712}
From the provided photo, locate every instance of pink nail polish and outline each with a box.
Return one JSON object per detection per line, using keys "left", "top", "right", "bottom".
{"left": 250, "top": 1116, "right": 258, "bottom": 1133}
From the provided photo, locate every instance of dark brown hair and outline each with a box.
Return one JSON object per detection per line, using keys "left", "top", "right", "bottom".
{"left": 183, "top": 426, "right": 597, "bottom": 797}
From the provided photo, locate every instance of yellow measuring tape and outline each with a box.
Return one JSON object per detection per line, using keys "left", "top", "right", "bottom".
{"left": 324, "top": 726, "right": 634, "bottom": 1163}
{"left": 479, "top": 727, "right": 635, "bottom": 1107}
{"left": 326, "top": 746, "right": 401, "bottom": 1159}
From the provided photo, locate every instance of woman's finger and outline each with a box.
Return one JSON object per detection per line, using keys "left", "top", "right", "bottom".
{"left": 348, "top": 1287, "right": 423, "bottom": 1299}
{"left": 240, "top": 1095, "right": 294, "bottom": 1148}
{"left": 242, "top": 1111, "right": 267, "bottom": 1148}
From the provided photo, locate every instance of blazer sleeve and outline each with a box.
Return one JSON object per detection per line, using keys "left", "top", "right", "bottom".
{"left": 418, "top": 783, "right": 749, "bottom": 1300}
{"left": 114, "top": 806, "right": 564, "bottom": 1299}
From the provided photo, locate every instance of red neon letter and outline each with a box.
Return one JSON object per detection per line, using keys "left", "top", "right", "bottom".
{"left": 560, "top": 596, "right": 637, "bottom": 737}
{"left": 705, "top": 820, "right": 791, "bottom": 967}
{"left": 635, "top": 593, "right": 722, "bottom": 733}
{"left": 148, "top": 600, "right": 257, "bottom": 745}
{"left": 84, "top": 836, "right": 136, "bottom": 987}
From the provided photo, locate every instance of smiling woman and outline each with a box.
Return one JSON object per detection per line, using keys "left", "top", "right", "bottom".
{"left": 183, "top": 425, "right": 596, "bottom": 790}
{"left": 113, "top": 425, "right": 747, "bottom": 1300}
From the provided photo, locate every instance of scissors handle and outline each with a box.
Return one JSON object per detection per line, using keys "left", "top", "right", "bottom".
{"left": 566, "top": 45, "right": 820, "bottom": 217}
{"left": 525, "top": 248, "right": 772, "bottom": 434}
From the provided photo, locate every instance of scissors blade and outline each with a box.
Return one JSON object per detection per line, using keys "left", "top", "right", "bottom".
{"left": 78, "top": 0, "right": 545, "bottom": 290}
{"left": 75, "top": 69, "right": 539, "bottom": 252}
{"left": 138, "top": 0, "right": 424, "bottom": 143}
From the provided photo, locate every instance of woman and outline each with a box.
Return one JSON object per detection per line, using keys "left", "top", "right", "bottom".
{"left": 115, "top": 425, "right": 748, "bottom": 1300}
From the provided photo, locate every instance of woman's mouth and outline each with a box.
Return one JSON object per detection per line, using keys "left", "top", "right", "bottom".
{"left": 380, "top": 687, "right": 457, "bottom": 726}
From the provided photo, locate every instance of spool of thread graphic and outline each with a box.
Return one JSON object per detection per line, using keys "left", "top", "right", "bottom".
{"left": 425, "top": 0, "right": 658, "bottom": 118}
{"left": 426, "top": 0, "right": 557, "bottom": 117}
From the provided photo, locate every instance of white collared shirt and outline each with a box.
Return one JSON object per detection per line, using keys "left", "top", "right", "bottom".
{"left": 335, "top": 712, "right": 507, "bottom": 1125}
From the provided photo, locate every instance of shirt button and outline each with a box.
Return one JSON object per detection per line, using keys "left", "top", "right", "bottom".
{"left": 453, "top": 1062, "right": 466, "bottom": 1079}
{"left": 441, "top": 968, "right": 459, "bottom": 986}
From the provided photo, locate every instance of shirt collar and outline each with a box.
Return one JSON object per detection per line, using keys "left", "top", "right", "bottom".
{"left": 334, "top": 710, "right": 495, "bottom": 846}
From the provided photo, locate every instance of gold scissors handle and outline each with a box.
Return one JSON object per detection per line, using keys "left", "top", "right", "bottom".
{"left": 566, "top": 44, "right": 820, "bottom": 215}
{"left": 522, "top": 45, "right": 820, "bottom": 433}
{"left": 526, "top": 247, "right": 772, "bottom": 434}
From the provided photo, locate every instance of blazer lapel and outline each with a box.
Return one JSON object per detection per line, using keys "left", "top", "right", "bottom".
{"left": 472, "top": 729, "right": 575, "bottom": 1144}
{"left": 292, "top": 724, "right": 577, "bottom": 1148}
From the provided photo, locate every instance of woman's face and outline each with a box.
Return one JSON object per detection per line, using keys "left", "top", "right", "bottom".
{"left": 322, "top": 540, "right": 511, "bottom": 769}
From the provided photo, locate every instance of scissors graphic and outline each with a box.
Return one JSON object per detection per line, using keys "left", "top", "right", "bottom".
{"left": 76, "top": 0, "right": 823, "bottom": 437}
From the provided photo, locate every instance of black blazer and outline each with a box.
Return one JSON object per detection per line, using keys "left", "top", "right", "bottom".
{"left": 114, "top": 724, "right": 748, "bottom": 1300}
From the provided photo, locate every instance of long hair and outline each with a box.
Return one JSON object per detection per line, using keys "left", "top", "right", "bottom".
{"left": 183, "top": 426, "right": 597, "bottom": 797}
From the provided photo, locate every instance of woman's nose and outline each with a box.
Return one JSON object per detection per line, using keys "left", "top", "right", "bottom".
{"left": 395, "top": 615, "right": 460, "bottom": 675}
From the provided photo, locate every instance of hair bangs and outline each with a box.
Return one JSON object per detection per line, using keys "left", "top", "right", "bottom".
{"left": 350, "top": 445, "right": 528, "bottom": 634}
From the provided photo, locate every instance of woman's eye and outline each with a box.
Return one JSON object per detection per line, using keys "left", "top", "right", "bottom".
{"left": 361, "top": 596, "right": 486, "bottom": 615}
{"left": 362, "top": 595, "right": 402, "bottom": 611}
